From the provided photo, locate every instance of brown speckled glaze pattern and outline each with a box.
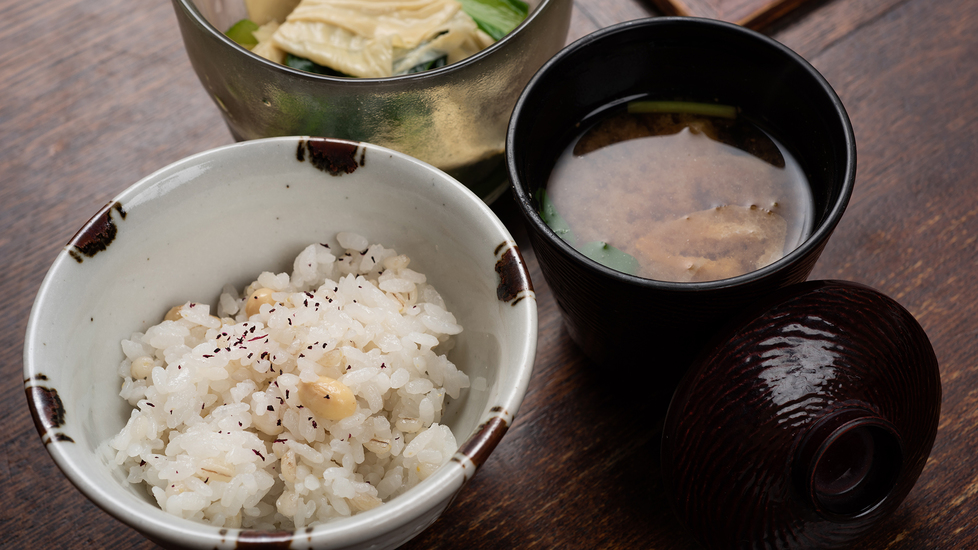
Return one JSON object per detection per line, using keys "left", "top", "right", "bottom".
{"left": 24, "top": 377, "right": 74, "bottom": 444}
{"left": 661, "top": 280, "right": 941, "bottom": 549}
{"left": 455, "top": 416, "right": 510, "bottom": 471}
{"left": 67, "top": 201, "right": 126, "bottom": 262}
{"left": 297, "top": 138, "right": 364, "bottom": 176}
{"left": 494, "top": 242, "right": 533, "bottom": 305}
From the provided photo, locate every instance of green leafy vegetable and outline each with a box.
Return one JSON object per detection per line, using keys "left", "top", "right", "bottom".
{"left": 228, "top": 0, "right": 529, "bottom": 77}
{"left": 226, "top": 19, "right": 259, "bottom": 48}
{"left": 284, "top": 54, "right": 350, "bottom": 77}
{"left": 578, "top": 241, "right": 640, "bottom": 275}
{"left": 536, "top": 188, "right": 576, "bottom": 245}
{"left": 458, "top": 0, "right": 529, "bottom": 41}
{"left": 628, "top": 100, "right": 738, "bottom": 119}
{"left": 537, "top": 188, "right": 640, "bottom": 275}
{"left": 406, "top": 55, "right": 448, "bottom": 74}
{"left": 285, "top": 49, "right": 443, "bottom": 77}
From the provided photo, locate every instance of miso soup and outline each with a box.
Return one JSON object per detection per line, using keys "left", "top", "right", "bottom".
{"left": 540, "top": 101, "right": 814, "bottom": 282}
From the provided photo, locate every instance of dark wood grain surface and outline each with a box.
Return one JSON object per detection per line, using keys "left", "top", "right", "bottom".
{"left": 646, "top": 0, "right": 819, "bottom": 29}
{"left": 3, "top": 0, "right": 976, "bottom": 548}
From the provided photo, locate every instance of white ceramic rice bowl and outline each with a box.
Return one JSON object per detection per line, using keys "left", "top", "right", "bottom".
{"left": 23, "top": 137, "right": 537, "bottom": 549}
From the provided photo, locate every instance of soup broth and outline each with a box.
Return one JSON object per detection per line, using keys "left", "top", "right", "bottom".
{"left": 542, "top": 101, "right": 814, "bottom": 282}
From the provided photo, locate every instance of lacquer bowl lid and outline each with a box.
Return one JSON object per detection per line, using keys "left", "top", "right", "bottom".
{"left": 661, "top": 280, "right": 941, "bottom": 549}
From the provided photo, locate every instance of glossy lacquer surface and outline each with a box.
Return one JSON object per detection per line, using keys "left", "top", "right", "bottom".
{"left": 662, "top": 281, "right": 941, "bottom": 549}
{"left": 507, "top": 18, "right": 855, "bottom": 392}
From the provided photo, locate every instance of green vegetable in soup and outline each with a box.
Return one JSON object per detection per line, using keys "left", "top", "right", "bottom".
{"left": 406, "top": 55, "right": 448, "bottom": 74}
{"left": 225, "top": 0, "right": 529, "bottom": 77}
{"left": 627, "top": 100, "right": 738, "bottom": 119}
{"left": 578, "top": 241, "right": 640, "bottom": 276}
{"left": 226, "top": 18, "right": 260, "bottom": 48}
{"left": 536, "top": 188, "right": 576, "bottom": 244}
{"left": 282, "top": 53, "right": 447, "bottom": 77}
{"left": 458, "top": 0, "right": 530, "bottom": 40}
{"left": 284, "top": 53, "right": 349, "bottom": 77}
{"left": 537, "top": 188, "right": 640, "bottom": 275}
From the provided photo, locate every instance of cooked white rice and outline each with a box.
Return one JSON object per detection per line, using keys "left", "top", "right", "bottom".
{"left": 108, "top": 233, "right": 469, "bottom": 529}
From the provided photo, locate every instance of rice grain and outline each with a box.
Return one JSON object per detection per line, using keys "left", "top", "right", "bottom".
{"left": 109, "top": 235, "right": 468, "bottom": 529}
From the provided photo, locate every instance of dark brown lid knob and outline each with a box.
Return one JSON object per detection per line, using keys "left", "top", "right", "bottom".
{"left": 661, "top": 280, "right": 941, "bottom": 549}
{"left": 795, "top": 407, "right": 903, "bottom": 520}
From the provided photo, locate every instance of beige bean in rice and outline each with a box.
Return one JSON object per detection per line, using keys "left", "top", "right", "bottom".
{"left": 108, "top": 233, "right": 469, "bottom": 529}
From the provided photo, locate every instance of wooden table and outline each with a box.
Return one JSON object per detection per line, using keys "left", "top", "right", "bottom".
{"left": 3, "top": 0, "right": 976, "bottom": 547}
